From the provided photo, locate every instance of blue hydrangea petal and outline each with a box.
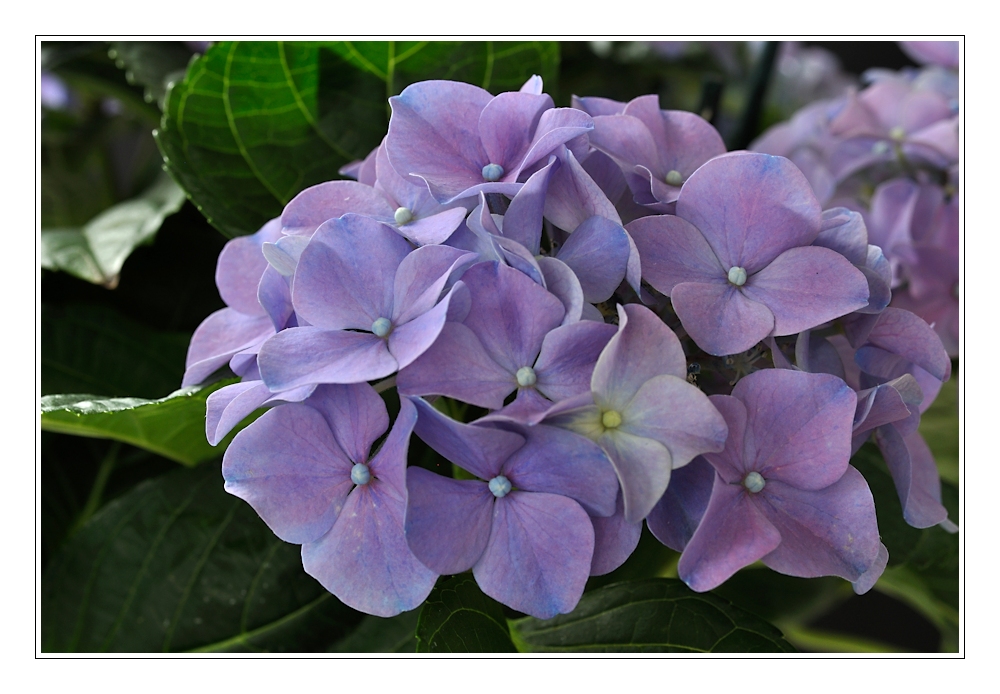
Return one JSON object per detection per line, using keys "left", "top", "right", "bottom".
{"left": 473, "top": 492, "right": 594, "bottom": 619}
{"left": 670, "top": 281, "right": 774, "bottom": 357}
{"left": 599, "top": 428, "right": 672, "bottom": 524}
{"left": 183, "top": 308, "right": 274, "bottom": 387}
{"left": 589, "top": 491, "right": 641, "bottom": 576}
{"left": 646, "top": 456, "right": 715, "bottom": 552}
{"left": 535, "top": 256, "right": 584, "bottom": 326}
{"left": 627, "top": 214, "right": 724, "bottom": 295}
{"left": 555, "top": 216, "right": 630, "bottom": 303}
{"left": 222, "top": 403, "right": 354, "bottom": 544}
{"left": 404, "top": 467, "right": 495, "bottom": 575}
{"left": 215, "top": 217, "right": 281, "bottom": 315}
{"left": 280, "top": 180, "right": 394, "bottom": 236}
{"left": 257, "top": 327, "right": 396, "bottom": 391}
{"left": 302, "top": 482, "right": 437, "bottom": 617}
{"left": 307, "top": 383, "right": 389, "bottom": 467}
{"left": 533, "top": 320, "right": 617, "bottom": 403}
{"left": 874, "top": 425, "right": 949, "bottom": 528}
{"left": 758, "top": 468, "right": 881, "bottom": 582}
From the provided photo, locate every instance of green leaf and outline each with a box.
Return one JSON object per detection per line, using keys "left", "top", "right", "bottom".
{"left": 41, "top": 174, "right": 186, "bottom": 287}
{"left": 415, "top": 575, "right": 517, "bottom": 653}
{"left": 41, "top": 303, "right": 190, "bottom": 398}
{"left": 40, "top": 380, "right": 243, "bottom": 466}
{"left": 155, "top": 40, "right": 559, "bottom": 238}
{"left": 330, "top": 612, "right": 419, "bottom": 653}
{"left": 42, "top": 464, "right": 363, "bottom": 652}
{"left": 510, "top": 578, "right": 796, "bottom": 653}
{"left": 107, "top": 41, "right": 195, "bottom": 109}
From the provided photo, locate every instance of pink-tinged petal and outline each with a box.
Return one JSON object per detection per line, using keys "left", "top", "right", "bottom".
{"left": 339, "top": 143, "right": 378, "bottom": 185}
{"left": 599, "top": 429, "right": 672, "bottom": 524}
{"left": 396, "top": 207, "right": 468, "bottom": 246}
{"left": 646, "top": 456, "right": 715, "bottom": 552}
{"left": 386, "top": 81, "right": 492, "bottom": 202}
{"left": 906, "top": 116, "right": 958, "bottom": 166}
{"left": 222, "top": 403, "right": 353, "bottom": 544}
{"left": 518, "top": 108, "right": 595, "bottom": 175}
{"left": 410, "top": 396, "right": 523, "bottom": 481}
{"left": 741, "top": 246, "right": 870, "bottom": 336}
{"left": 591, "top": 492, "right": 642, "bottom": 575}
{"left": 501, "top": 423, "right": 618, "bottom": 517}
{"left": 734, "top": 369, "right": 856, "bottom": 490}
{"left": 815, "top": 207, "right": 868, "bottom": 265}
{"left": 627, "top": 214, "right": 724, "bottom": 294}
{"left": 391, "top": 245, "right": 476, "bottom": 325}
{"left": 676, "top": 152, "right": 822, "bottom": 273}
{"left": 536, "top": 256, "right": 584, "bottom": 326}
{"left": 396, "top": 322, "right": 516, "bottom": 409}
{"left": 280, "top": 181, "right": 394, "bottom": 235}
{"left": 534, "top": 320, "right": 617, "bottom": 402}
{"left": 544, "top": 147, "right": 622, "bottom": 233}
{"left": 404, "top": 468, "right": 494, "bottom": 575}
{"left": 474, "top": 492, "right": 594, "bottom": 619}
{"left": 852, "top": 543, "right": 889, "bottom": 595}
{"left": 307, "top": 383, "right": 388, "bottom": 466}
{"left": 621, "top": 374, "right": 728, "bottom": 469}
{"left": 367, "top": 396, "right": 417, "bottom": 500}
{"left": 874, "top": 426, "right": 949, "bottom": 528}
{"left": 572, "top": 95, "right": 626, "bottom": 116}
{"left": 555, "top": 216, "right": 630, "bottom": 302}
{"left": 852, "top": 378, "right": 918, "bottom": 437}
{"left": 655, "top": 110, "right": 726, "bottom": 179}
{"left": 479, "top": 91, "right": 553, "bottom": 173}
{"left": 678, "top": 477, "right": 782, "bottom": 592}
{"left": 292, "top": 215, "right": 412, "bottom": 330}
{"left": 589, "top": 114, "right": 660, "bottom": 176}
{"left": 520, "top": 75, "right": 544, "bottom": 94}
{"left": 257, "top": 266, "right": 294, "bottom": 332}
{"left": 671, "top": 281, "right": 775, "bottom": 357}
{"left": 861, "top": 308, "right": 952, "bottom": 382}
{"left": 388, "top": 282, "right": 459, "bottom": 370}
{"left": 592, "top": 304, "right": 687, "bottom": 411}
{"left": 215, "top": 219, "right": 281, "bottom": 315}
{"left": 501, "top": 156, "right": 557, "bottom": 254}
{"left": 183, "top": 308, "right": 274, "bottom": 386}
{"left": 206, "top": 381, "right": 272, "bottom": 446}
{"left": 758, "top": 467, "right": 880, "bottom": 582}
{"left": 703, "top": 395, "right": 751, "bottom": 484}
{"left": 461, "top": 261, "right": 565, "bottom": 374}
{"left": 900, "top": 41, "right": 959, "bottom": 68}
{"left": 257, "top": 327, "right": 396, "bottom": 390}
{"left": 302, "top": 483, "right": 437, "bottom": 617}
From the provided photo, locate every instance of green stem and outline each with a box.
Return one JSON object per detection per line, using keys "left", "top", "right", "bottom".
{"left": 70, "top": 441, "right": 120, "bottom": 534}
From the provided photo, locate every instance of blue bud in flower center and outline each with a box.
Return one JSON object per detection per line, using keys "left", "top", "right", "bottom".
{"left": 871, "top": 141, "right": 891, "bottom": 155}
{"left": 371, "top": 317, "right": 393, "bottom": 338}
{"left": 394, "top": 206, "right": 414, "bottom": 225}
{"left": 482, "top": 163, "right": 505, "bottom": 182}
{"left": 351, "top": 463, "right": 371, "bottom": 486}
{"left": 489, "top": 475, "right": 512, "bottom": 498}
{"left": 516, "top": 366, "right": 537, "bottom": 387}
{"left": 727, "top": 266, "right": 747, "bottom": 286}
{"left": 743, "top": 471, "right": 765, "bottom": 493}
{"left": 665, "top": 170, "right": 684, "bottom": 186}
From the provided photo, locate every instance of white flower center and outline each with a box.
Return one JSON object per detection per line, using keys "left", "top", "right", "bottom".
{"left": 727, "top": 266, "right": 748, "bottom": 286}
{"left": 516, "top": 366, "right": 537, "bottom": 387}
{"left": 351, "top": 463, "right": 371, "bottom": 486}
{"left": 394, "top": 207, "right": 414, "bottom": 225}
{"left": 489, "top": 475, "right": 512, "bottom": 498}
{"left": 482, "top": 163, "right": 505, "bottom": 182}
{"left": 743, "top": 471, "right": 765, "bottom": 493}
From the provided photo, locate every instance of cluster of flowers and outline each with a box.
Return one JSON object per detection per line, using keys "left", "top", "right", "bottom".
{"left": 753, "top": 40, "right": 960, "bottom": 357}
{"left": 183, "top": 72, "right": 956, "bottom": 620}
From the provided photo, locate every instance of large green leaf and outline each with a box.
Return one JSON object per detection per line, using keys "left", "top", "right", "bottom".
{"left": 155, "top": 40, "right": 559, "bottom": 238}
{"left": 415, "top": 575, "right": 517, "bottom": 653}
{"left": 41, "top": 174, "right": 186, "bottom": 287}
{"left": 330, "top": 612, "right": 419, "bottom": 653}
{"left": 42, "top": 464, "right": 363, "bottom": 652}
{"left": 107, "top": 41, "right": 195, "bottom": 109}
{"left": 40, "top": 380, "right": 241, "bottom": 466}
{"left": 41, "top": 303, "right": 190, "bottom": 398}
{"left": 510, "top": 578, "right": 796, "bottom": 653}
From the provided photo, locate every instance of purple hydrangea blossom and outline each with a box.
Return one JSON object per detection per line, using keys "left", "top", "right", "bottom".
{"left": 628, "top": 151, "right": 869, "bottom": 356}
{"left": 677, "top": 368, "right": 882, "bottom": 593}
{"left": 222, "top": 386, "right": 436, "bottom": 616}
{"left": 257, "top": 214, "right": 475, "bottom": 390}
{"left": 385, "top": 78, "right": 593, "bottom": 204}
{"left": 539, "top": 303, "right": 728, "bottom": 523}
{"left": 404, "top": 397, "right": 617, "bottom": 618}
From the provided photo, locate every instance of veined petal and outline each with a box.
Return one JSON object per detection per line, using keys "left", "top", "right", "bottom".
{"left": 474, "top": 492, "right": 594, "bottom": 619}
{"left": 257, "top": 327, "right": 396, "bottom": 391}
{"left": 741, "top": 246, "right": 869, "bottom": 336}
{"left": 590, "top": 492, "right": 642, "bottom": 575}
{"left": 646, "top": 456, "right": 715, "bottom": 552}
{"left": 600, "top": 428, "right": 672, "bottom": 524}
{"left": 405, "top": 468, "right": 494, "bottom": 575}
{"left": 222, "top": 403, "right": 353, "bottom": 544}
{"left": 307, "top": 383, "right": 388, "bottom": 466}
{"left": 678, "top": 476, "right": 782, "bottom": 592}
{"left": 534, "top": 320, "right": 617, "bottom": 402}
{"left": 280, "top": 181, "right": 394, "bottom": 236}
{"left": 874, "top": 425, "right": 949, "bottom": 528}
{"left": 556, "top": 216, "right": 631, "bottom": 303}
{"left": 627, "top": 214, "right": 724, "bottom": 295}
{"left": 302, "top": 484, "right": 437, "bottom": 617}
{"left": 758, "top": 468, "right": 881, "bottom": 582}
{"left": 671, "top": 281, "right": 774, "bottom": 357}
{"left": 183, "top": 309, "right": 274, "bottom": 387}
